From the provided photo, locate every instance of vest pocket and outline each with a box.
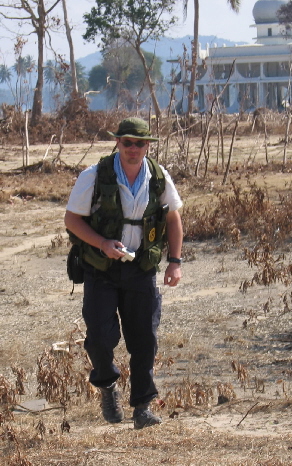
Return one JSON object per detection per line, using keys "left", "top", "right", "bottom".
{"left": 82, "top": 245, "right": 113, "bottom": 271}
{"left": 143, "top": 214, "right": 157, "bottom": 250}
{"left": 138, "top": 245, "right": 162, "bottom": 272}
{"left": 155, "top": 219, "right": 166, "bottom": 242}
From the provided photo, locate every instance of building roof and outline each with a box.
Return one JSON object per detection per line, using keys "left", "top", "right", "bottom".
{"left": 252, "top": 0, "right": 288, "bottom": 24}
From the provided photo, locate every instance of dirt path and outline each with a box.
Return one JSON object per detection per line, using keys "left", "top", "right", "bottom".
{"left": 1, "top": 198, "right": 292, "bottom": 464}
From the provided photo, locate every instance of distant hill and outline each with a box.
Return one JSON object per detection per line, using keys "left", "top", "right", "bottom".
{"left": 77, "top": 35, "right": 247, "bottom": 78}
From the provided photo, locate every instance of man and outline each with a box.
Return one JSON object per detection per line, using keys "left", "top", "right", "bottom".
{"left": 65, "top": 117, "right": 183, "bottom": 429}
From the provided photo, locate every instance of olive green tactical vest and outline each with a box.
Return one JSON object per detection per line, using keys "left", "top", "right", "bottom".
{"left": 81, "top": 153, "right": 168, "bottom": 272}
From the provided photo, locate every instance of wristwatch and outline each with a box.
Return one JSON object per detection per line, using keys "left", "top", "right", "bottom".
{"left": 167, "top": 255, "right": 182, "bottom": 264}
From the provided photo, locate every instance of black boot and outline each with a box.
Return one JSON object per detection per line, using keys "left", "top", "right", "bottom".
{"left": 133, "top": 403, "right": 162, "bottom": 429}
{"left": 100, "top": 383, "right": 124, "bottom": 424}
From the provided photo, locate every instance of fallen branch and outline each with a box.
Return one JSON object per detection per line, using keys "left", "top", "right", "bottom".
{"left": 237, "top": 401, "right": 259, "bottom": 427}
{"left": 43, "top": 134, "right": 56, "bottom": 160}
{"left": 76, "top": 135, "right": 97, "bottom": 168}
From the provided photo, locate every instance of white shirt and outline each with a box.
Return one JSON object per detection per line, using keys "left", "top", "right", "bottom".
{"left": 66, "top": 162, "right": 182, "bottom": 251}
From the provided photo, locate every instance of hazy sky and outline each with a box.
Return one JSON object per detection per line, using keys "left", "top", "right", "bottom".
{"left": 0, "top": 0, "right": 259, "bottom": 66}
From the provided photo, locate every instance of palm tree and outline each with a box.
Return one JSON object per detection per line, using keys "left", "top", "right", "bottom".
{"left": 12, "top": 55, "right": 36, "bottom": 110}
{"left": 0, "top": 64, "right": 11, "bottom": 84}
{"left": 184, "top": 0, "right": 240, "bottom": 116}
{"left": 64, "top": 62, "right": 88, "bottom": 96}
{"left": 24, "top": 55, "right": 36, "bottom": 74}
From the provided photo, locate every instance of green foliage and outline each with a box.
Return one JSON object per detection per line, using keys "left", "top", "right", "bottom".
{"left": 84, "top": 0, "right": 176, "bottom": 116}
{"left": 64, "top": 62, "right": 89, "bottom": 95}
{"left": 13, "top": 55, "right": 35, "bottom": 77}
{"left": 44, "top": 59, "right": 61, "bottom": 85}
{"left": 0, "top": 64, "right": 12, "bottom": 83}
{"left": 88, "top": 65, "right": 108, "bottom": 90}
{"left": 89, "top": 45, "right": 162, "bottom": 92}
{"left": 44, "top": 60, "right": 89, "bottom": 96}
{"left": 83, "top": 0, "right": 177, "bottom": 47}
{"left": 277, "top": 0, "right": 292, "bottom": 27}
{"left": 88, "top": 44, "right": 163, "bottom": 109}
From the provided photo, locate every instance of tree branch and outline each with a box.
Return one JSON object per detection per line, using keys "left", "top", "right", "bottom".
{"left": 45, "top": 0, "right": 61, "bottom": 15}
{"left": 0, "top": 11, "right": 32, "bottom": 21}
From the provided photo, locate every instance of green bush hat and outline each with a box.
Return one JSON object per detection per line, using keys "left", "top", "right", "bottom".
{"left": 107, "top": 117, "right": 159, "bottom": 141}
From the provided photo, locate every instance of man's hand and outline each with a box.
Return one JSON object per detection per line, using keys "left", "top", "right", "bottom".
{"left": 101, "top": 239, "right": 125, "bottom": 260}
{"left": 65, "top": 211, "right": 126, "bottom": 261}
{"left": 164, "top": 210, "right": 183, "bottom": 287}
{"left": 164, "top": 263, "right": 181, "bottom": 287}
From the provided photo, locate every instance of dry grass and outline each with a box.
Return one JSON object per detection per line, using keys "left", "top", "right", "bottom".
{"left": 3, "top": 116, "right": 292, "bottom": 464}
{"left": 2, "top": 334, "right": 292, "bottom": 465}
{"left": 0, "top": 163, "right": 82, "bottom": 204}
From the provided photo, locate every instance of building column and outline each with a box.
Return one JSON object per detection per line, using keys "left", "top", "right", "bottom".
{"left": 258, "top": 62, "right": 265, "bottom": 107}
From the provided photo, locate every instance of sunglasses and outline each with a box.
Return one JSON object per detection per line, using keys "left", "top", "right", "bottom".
{"left": 119, "top": 139, "right": 148, "bottom": 148}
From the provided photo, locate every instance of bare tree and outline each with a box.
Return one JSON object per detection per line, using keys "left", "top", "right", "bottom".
{"left": 0, "top": 0, "right": 61, "bottom": 125}
{"left": 61, "top": 0, "right": 78, "bottom": 95}
{"left": 184, "top": 0, "right": 199, "bottom": 117}
{"left": 183, "top": 0, "right": 240, "bottom": 116}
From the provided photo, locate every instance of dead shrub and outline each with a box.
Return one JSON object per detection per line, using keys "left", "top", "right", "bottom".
{"left": 231, "top": 361, "right": 249, "bottom": 388}
{"left": 0, "top": 103, "right": 132, "bottom": 145}
{"left": 0, "top": 375, "right": 16, "bottom": 426}
{"left": 36, "top": 329, "right": 98, "bottom": 406}
{"left": 162, "top": 378, "right": 213, "bottom": 412}
{"left": 0, "top": 166, "right": 81, "bottom": 203}
{"left": 182, "top": 181, "right": 292, "bottom": 245}
{"left": 217, "top": 382, "right": 236, "bottom": 403}
{"left": 11, "top": 367, "right": 26, "bottom": 396}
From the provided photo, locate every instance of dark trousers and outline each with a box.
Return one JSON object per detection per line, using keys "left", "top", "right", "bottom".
{"left": 82, "top": 261, "right": 162, "bottom": 407}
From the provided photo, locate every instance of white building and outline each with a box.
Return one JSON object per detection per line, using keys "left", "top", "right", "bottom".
{"left": 169, "top": 0, "right": 292, "bottom": 113}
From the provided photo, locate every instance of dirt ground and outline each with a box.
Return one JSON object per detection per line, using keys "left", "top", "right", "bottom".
{"left": 1, "top": 140, "right": 292, "bottom": 465}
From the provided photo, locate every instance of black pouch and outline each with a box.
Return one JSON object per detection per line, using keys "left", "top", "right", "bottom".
{"left": 67, "top": 244, "right": 84, "bottom": 284}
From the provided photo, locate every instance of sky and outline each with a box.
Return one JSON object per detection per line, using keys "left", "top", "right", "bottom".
{"left": 0, "top": 0, "right": 258, "bottom": 66}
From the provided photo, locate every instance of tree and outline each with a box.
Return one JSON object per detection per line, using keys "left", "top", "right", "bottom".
{"left": 13, "top": 57, "right": 28, "bottom": 78}
{"left": 44, "top": 59, "right": 60, "bottom": 87}
{"left": 13, "top": 54, "right": 36, "bottom": 109}
{"left": 0, "top": 64, "right": 11, "bottom": 84}
{"left": 44, "top": 59, "right": 88, "bottom": 110}
{"left": 277, "top": 1, "right": 292, "bottom": 35}
{"left": 44, "top": 59, "right": 64, "bottom": 109}
{"left": 0, "top": 0, "right": 61, "bottom": 125}
{"left": 61, "top": 0, "right": 78, "bottom": 95}
{"left": 88, "top": 65, "right": 108, "bottom": 91}
{"left": 88, "top": 45, "right": 163, "bottom": 109}
{"left": 83, "top": 0, "right": 177, "bottom": 120}
{"left": 184, "top": 0, "right": 240, "bottom": 116}
{"left": 64, "top": 62, "right": 88, "bottom": 96}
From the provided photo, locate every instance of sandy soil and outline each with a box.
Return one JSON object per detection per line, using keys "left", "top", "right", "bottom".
{"left": 2, "top": 141, "right": 292, "bottom": 465}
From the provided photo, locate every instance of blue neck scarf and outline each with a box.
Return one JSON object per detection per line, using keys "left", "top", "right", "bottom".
{"left": 114, "top": 153, "right": 146, "bottom": 197}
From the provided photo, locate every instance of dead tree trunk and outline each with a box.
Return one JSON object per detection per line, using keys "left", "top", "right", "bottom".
{"left": 24, "top": 110, "right": 30, "bottom": 167}
{"left": 263, "top": 117, "right": 269, "bottom": 164}
{"left": 187, "top": 0, "right": 199, "bottom": 117}
{"left": 219, "top": 113, "right": 225, "bottom": 169}
{"left": 135, "top": 44, "right": 161, "bottom": 121}
{"left": 31, "top": 2, "right": 45, "bottom": 125}
{"left": 195, "top": 112, "right": 214, "bottom": 176}
{"left": 222, "top": 119, "right": 239, "bottom": 185}
{"left": 283, "top": 111, "right": 291, "bottom": 168}
{"left": 62, "top": 0, "right": 78, "bottom": 95}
